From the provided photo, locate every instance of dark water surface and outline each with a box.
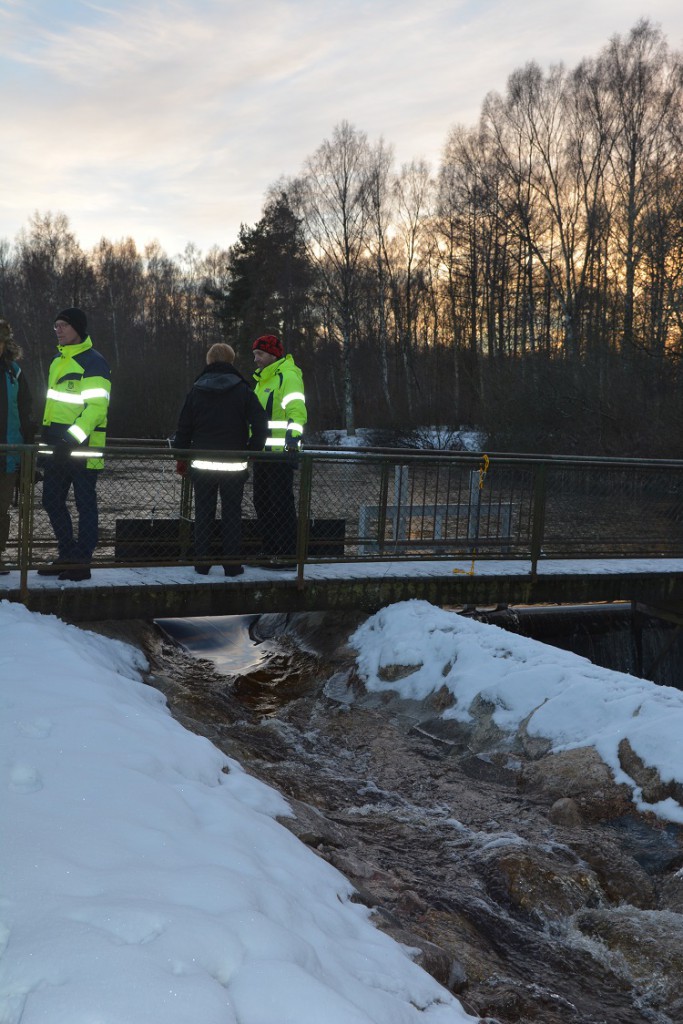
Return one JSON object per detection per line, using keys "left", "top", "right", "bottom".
{"left": 156, "top": 615, "right": 261, "bottom": 674}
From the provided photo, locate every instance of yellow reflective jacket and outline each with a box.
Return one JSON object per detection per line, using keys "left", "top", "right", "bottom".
{"left": 42, "top": 337, "right": 111, "bottom": 470}
{"left": 253, "top": 354, "right": 307, "bottom": 451}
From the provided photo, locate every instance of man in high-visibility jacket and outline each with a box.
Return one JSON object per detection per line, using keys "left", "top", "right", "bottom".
{"left": 37, "top": 308, "right": 111, "bottom": 581}
{"left": 252, "top": 334, "right": 307, "bottom": 565}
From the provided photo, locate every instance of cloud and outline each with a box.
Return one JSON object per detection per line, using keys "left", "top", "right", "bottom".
{"left": 1, "top": 0, "right": 682, "bottom": 253}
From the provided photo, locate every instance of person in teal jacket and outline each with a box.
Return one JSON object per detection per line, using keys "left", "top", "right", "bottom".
{"left": 0, "top": 319, "right": 33, "bottom": 574}
{"left": 37, "top": 308, "right": 111, "bottom": 581}
{"left": 252, "top": 334, "right": 307, "bottom": 565}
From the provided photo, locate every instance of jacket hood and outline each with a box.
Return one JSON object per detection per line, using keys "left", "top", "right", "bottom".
{"left": 194, "top": 362, "right": 244, "bottom": 394}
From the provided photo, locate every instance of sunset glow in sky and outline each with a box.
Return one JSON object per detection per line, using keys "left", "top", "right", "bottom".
{"left": 1, "top": 0, "right": 682, "bottom": 256}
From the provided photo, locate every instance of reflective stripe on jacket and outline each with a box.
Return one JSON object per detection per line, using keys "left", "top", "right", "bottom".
{"left": 42, "top": 337, "right": 111, "bottom": 470}
{"left": 253, "top": 354, "right": 307, "bottom": 451}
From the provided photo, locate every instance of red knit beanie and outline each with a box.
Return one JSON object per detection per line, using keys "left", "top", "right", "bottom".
{"left": 252, "top": 334, "right": 283, "bottom": 359}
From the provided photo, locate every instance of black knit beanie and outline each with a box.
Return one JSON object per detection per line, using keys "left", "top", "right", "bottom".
{"left": 54, "top": 307, "right": 88, "bottom": 340}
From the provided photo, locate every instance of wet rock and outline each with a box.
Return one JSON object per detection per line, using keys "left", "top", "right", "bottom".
{"left": 378, "top": 662, "right": 423, "bottom": 683}
{"left": 602, "top": 814, "right": 683, "bottom": 875}
{"left": 518, "top": 747, "right": 632, "bottom": 822}
{"left": 409, "top": 716, "right": 473, "bottom": 752}
{"left": 472, "top": 978, "right": 582, "bottom": 1024}
{"left": 447, "top": 958, "right": 469, "bottom": 994}
{"left": 280, "top": 796, "right": 348, "bottom": 849}
{"left": 618, "top": 737, "right": 683, "bottom": 809}
{"left": 396, "top": 888, "right": 429, "bottom": 915}
{"left": 413, "top": 939, "right": 460, "bottom": 992}
{"left": 567, "top": 833, "right": 656, "bottom": 909}
{"left": 660, "top": 871, "right": 683, "bottom": 912}
{"left": 473, "top": 978, "right": 573, "bottom": 1024}
{"left": 549, "top": 798, "right": 583, "bottom": 828}
{"left": 328, "top": 848, "right": 392, "bottom": 885}
{"left": 515, "top": 709, "right": 553, "bottom": 760}
{"left": 373, "top": 919, "right": 463, "bottom": 993}
{"left": 464, "top": 695, "right": 508, "bottom": 753}
{"left": 476, "top": 843, "right": 604, "bottom": 924}
{"left": 428, "top": 684, "right": 456, "bottom": 713}
{"left": 458, "top": 753, "right": 518, "bottom": 785}
{"left": 574, "top": 906, "right": 683, "bottom": 1014}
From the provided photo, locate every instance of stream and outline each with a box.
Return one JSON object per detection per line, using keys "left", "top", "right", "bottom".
{"left": 103, "top": 610, "right": 683, "bottom": 1024}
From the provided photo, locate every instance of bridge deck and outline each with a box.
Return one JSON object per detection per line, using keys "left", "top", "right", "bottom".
{"left": 3, "top": 558, "right": 683, "bottom": 622}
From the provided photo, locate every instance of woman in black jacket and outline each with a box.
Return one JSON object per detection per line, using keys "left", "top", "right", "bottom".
{"left": 174, "top": 343, "right": 267, "bottom": 576}
{"left": 0, "top": 319, "right": 33, "bottom": 574}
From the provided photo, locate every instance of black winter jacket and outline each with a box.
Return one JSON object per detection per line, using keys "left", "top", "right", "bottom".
{"left": 174, "top": 362, "right": 268, "bottom": 454}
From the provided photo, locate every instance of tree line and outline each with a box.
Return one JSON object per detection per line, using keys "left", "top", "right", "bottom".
{"left": 1, "top": 19, "right": 682, "bottom": 455}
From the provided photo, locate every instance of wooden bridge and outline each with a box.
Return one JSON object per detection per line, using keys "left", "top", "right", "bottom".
{"left": 2, "top": 444, "right": 683, "bottom": 623}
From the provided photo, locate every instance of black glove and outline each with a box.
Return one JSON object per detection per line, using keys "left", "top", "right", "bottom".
{"left": 284, "top": 429, "right": 302, "bottom": 454}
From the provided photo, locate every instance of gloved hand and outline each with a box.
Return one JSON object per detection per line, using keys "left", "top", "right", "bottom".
{"left": 284, "top": 429, "right": 302, "bottom": 454}
{"left": 175, "top": 459, "right": 189, "bottom": 476}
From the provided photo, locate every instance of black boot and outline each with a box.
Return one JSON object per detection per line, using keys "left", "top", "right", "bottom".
{"left": 37, "top": 560, "right": 69, "bottom": 576}
{"left": 223, "top": 565, "right": 244, "bottom": 577}
{"left": 58, "top": 565, "right": 91, "bottom": 581}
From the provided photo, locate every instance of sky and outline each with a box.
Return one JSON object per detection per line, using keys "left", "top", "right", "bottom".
{"left": 2, "top": 596, "right": 683, "bottom": 1021}
{"left": 1, "top": 0, "right": 682, "bottom": 258}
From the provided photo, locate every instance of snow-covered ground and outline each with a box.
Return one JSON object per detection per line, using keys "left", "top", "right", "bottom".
{"left": 3, "top": 594, "right": 683, "bottom": 1022}
{"left": 0, "top": 601, "right": 474, "bottom": 1024}
{"left": 316, "top": 427, "right": 486, "bottom": 452}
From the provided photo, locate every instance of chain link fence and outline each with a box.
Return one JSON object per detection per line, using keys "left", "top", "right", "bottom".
{"left": 2, "top": 444, "right": 683, "bottom": 576}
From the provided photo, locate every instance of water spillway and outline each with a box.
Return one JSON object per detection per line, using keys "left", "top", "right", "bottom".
{"left": 474, "top": 602, "right": 683, "bottom": 688}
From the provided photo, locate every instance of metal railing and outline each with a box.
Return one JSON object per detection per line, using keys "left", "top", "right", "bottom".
{"left": 2, "top": 443, "right": 683, "bottom": 596}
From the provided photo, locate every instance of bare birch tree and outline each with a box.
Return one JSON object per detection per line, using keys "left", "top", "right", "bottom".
{"left": 295, "top": 121, "right": 372, "bottom": 435}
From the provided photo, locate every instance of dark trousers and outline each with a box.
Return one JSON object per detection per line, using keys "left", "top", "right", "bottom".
{"left": 192, "top": 471, "right": 246, "bottom": 564}
{"left": 252, "top": 460, "right": 297, "bottom": 557}
{"left": 0, "top": 471, "right": 17, "bottom": 555}
{"left": 42, "top": 462, "right": 99, "bottom": 563}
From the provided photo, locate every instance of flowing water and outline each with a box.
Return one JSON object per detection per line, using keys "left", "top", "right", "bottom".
{"left": 126, "top": 609, "right": 683, "bottom": 1024}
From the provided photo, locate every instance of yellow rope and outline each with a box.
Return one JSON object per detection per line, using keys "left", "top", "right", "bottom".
{"left": 453, "top": 454, "right": 489, "bottom": 576}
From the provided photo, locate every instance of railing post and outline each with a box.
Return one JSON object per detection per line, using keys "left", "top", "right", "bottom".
{"left": 376, "top": 460, "right": 390, "bottom": 555}
{"left": 467, "top": 468, "right": 481, "bottom": 541}
{"left": 296, "top": 452, "right": 313, "bottom": 587}
{"left": 530, "top": 463, "right": 547, "bottom": 578}
{"left": 394, "top": 464, "right": 409, "bottom": 549}
{"left": 18, "top": 446, "right": 37, "bottom": 603}
{"left": 178, "top": 474, "right": 193, "bottom": 558}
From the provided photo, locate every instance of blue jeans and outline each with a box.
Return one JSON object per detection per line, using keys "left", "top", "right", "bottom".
{"left": 41, "top": 461, "right": 99, "bottom": 562}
